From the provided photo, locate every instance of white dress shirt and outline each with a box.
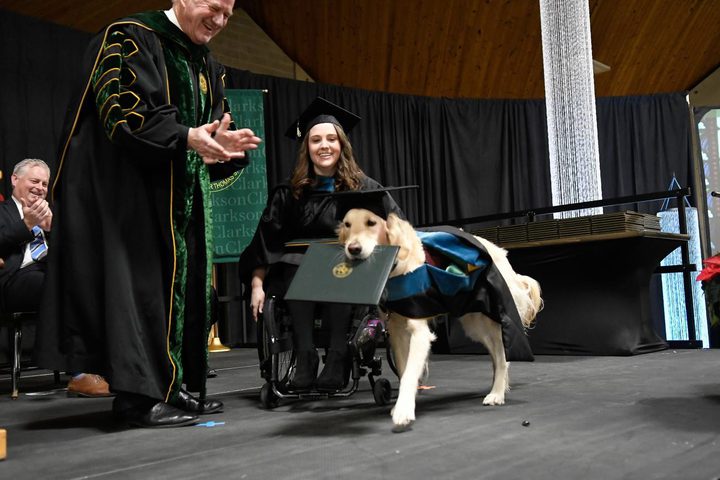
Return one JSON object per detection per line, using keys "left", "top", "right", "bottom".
{"left": 165, "top": 8, "right": 181, "bottom": 29}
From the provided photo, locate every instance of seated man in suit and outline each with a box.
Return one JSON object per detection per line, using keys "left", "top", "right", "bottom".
{"left": 0, "top": 158, "right": 111, "bottom": 397}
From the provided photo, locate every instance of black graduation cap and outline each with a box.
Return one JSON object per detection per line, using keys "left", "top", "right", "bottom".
{"left": 284, "top": 97, "right": 361, "bottom": 140}
{"left": 330, "top": 185, "right": 419, "bottom": 220}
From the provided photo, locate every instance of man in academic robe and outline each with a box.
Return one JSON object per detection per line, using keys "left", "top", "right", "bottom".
{"left": 36, "top": 0, "right": 261, "bottom": 428}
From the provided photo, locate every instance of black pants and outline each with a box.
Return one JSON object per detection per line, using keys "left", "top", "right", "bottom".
{"left": 2, "top": 261, "right": 45, "bottom": 312}
{"left": 287, "top": 301, "right": 353, "bottom": 352}
{"left": 272, "top": 263, "right": 353, "bottom": 352}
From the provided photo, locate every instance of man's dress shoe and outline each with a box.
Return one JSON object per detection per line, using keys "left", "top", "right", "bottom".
{"left": 170, "top": 389, "right": 223, "bottom": 414}
{"left": 115, "top": 401, "right": 199, "bottom": 428}
{"left": 67, "top": 374, "right": 113, "bottom": 398}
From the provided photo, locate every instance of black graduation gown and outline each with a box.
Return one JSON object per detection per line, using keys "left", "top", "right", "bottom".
{"left": 35, "top": 11, "right": 241, "bottom": 401}
{"left": 239, "top": 176, "right": 401, "bottom": 296}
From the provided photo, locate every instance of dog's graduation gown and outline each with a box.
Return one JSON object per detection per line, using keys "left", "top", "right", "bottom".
{"left": 385, "top": 226, "right": 534, "bottom": 361}
{"left": 35, "top": 11, "right": 242, "bottom": 402}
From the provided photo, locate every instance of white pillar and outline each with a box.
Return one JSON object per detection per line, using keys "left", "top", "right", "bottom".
{"left": 539, "top": 0, "right": 602, "bottom": 217}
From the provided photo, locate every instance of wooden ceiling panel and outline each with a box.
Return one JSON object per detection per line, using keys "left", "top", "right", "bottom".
{"left": 589, "top": 0, "right": 720, "bottom": 96}
{"left": 239, "top": 0, "right": 720, "bottom": 99}
{"left": 0, "top": 0, "right": 169, "bottom": 33}
{"left": 2, "top": 0, "right": 719, "bottom": 99}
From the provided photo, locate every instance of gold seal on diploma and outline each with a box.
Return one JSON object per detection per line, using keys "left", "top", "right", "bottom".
{"left": 332, "top": 262, "right": 353, "bottom": 278}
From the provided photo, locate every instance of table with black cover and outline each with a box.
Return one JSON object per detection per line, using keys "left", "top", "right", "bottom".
{"left": 504, "top": 231, "right": 689, "bottom": 355}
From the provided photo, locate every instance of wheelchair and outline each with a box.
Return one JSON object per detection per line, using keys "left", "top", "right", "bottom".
{"left": 256, "top": 294, "right": 397, "bottom": 409}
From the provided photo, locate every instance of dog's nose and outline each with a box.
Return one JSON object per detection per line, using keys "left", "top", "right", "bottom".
{"left": 348, "top": 243, "right": 362, "bottom": 257}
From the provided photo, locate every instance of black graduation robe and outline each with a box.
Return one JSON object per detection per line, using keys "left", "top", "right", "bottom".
{"left": 35, "top": 11, "right": 242, "bottom": 402}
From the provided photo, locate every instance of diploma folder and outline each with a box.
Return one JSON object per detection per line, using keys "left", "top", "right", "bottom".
{"left": 284, "top": 243, "right": 399, "bottom": 305}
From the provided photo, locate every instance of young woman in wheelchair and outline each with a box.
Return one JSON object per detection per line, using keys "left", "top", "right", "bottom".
{"left": 239, "top": 98, "right": 402, "bottom": 392}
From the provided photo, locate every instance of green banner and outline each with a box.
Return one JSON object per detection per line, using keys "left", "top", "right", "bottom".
{"left": 210, "top": 89, "right": 267, "bottom": 263}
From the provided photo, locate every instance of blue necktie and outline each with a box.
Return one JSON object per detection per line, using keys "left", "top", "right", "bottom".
{"left": 29, "top": 226, "right": 48, "bottom": 261}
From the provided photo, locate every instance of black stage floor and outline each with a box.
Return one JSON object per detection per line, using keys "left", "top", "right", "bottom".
{"left": 2, "top": 348, "right": 720, "bottom": 479}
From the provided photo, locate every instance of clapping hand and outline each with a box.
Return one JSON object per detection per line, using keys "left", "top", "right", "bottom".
{"left": 21, "top": 196, "right": 52, "bottom": 231}
{"left": 213, "top": 113, "right": 262, "bottom": 161}
{"left": 188, "top": 113, "right": 262, "bottom": 165}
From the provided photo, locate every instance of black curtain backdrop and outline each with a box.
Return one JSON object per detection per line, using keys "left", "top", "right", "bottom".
{"left": 0, "top": 11, "right": 90, "bottom": 195}
{"left": 596, "top": 94, "right": 694, "bottom": 214}
{"left": 226, "top": 69, "right": 693, "bottom": 225}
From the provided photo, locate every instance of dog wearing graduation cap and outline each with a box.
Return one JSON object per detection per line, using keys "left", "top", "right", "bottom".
{"left": 336, "top": 188, "right": 542, "bottom": 432}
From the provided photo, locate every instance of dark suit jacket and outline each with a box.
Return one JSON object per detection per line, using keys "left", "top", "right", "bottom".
{"left": 0, "top": 197, "right": 35, "bottom": 287}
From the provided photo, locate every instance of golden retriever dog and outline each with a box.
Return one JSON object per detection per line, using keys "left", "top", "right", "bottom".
{"left": 337, "top": 208, "right": 542, "bottom": 431}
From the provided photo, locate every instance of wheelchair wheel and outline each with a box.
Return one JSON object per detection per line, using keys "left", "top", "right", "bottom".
{"left": 257, "top": 296, "right": 295, "bottom": 387}
{"left": 260, "top": 382, "right": 279, "bottom": 409}
{"left": 373, "top": 377, "right": 392, "bottom": 406}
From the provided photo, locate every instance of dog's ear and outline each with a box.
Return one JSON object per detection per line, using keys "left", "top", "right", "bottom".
{"left": 386, "top": 213, "right": 401, "bottom": 244}
{"left": 386, "top": 213, "right": 402, "bottom": 235}
{"left": 386, "top": 213, "right": 410, "bottom": 260}
{"left": 336, "top": 220, "right": 348, "bottom": 243}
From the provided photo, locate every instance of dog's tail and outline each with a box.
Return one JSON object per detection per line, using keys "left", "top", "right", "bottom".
{"left": 515, "top": 274, "right": 543, "bottom": 328}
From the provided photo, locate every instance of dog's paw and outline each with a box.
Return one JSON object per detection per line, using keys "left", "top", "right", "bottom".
{"left": 391, "top": 405, "right": 416, "bottom": 430}
{"left": 392, "top": 421, "right": 414, "bottom": 433}
{"left": 482, "top": 392, "right": 506, "bottom": 405}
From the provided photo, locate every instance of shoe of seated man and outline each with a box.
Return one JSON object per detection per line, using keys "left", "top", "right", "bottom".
{"left": 67, "top": 373, "right": 113, "bottom": 398}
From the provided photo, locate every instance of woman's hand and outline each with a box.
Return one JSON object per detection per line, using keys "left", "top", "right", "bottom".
{"left": 250, "top": 285, "right": 265, "bottom": 322}
{"left": 250, "top": 268, "right": 266, "bottom": 322}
